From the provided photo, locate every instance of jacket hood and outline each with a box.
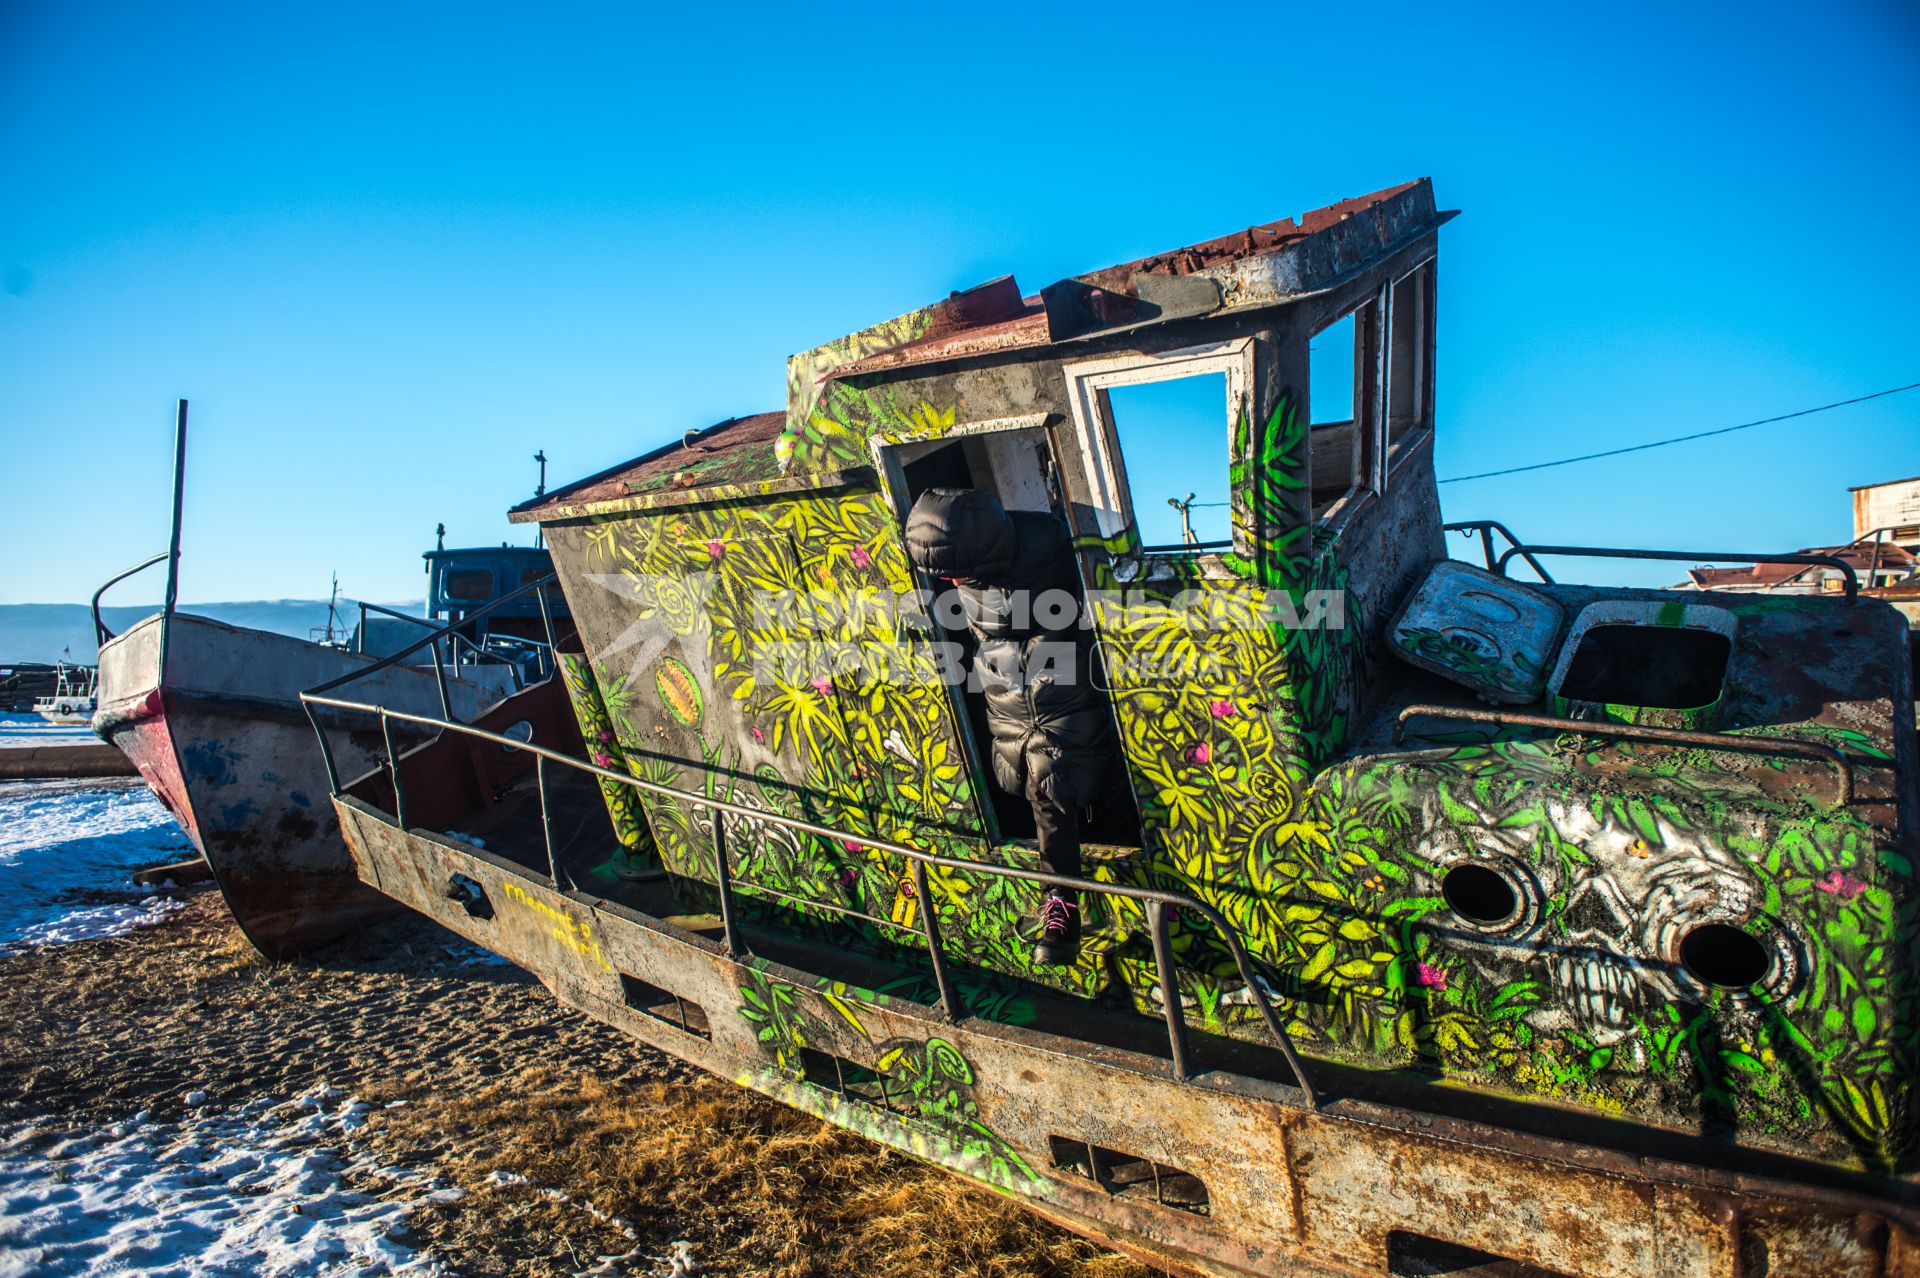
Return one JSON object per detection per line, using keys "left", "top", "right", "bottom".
{"left": 904, "top": 487, "right": 1018, "bottom": 582}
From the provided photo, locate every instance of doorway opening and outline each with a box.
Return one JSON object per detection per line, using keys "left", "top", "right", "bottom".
{"left": 883, "top": 425, "right": 1144, "bottom": 852}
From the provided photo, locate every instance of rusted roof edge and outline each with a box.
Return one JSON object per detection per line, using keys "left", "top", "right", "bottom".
{"left": 828, "top": 208, "right": 1453, "bottom": 381}
{"left": 521, "top": 464, "right": 876, "bottom": 525}
{"left": 510, "top": 413, "right": 784, "bottom": 524}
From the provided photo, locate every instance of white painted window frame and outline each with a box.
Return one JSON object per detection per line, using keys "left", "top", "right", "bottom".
{"left": 868, "top": 413, "right": 1056, "bottom": 521}
{"left": 1061, "top": 338, "right": 1255, "bottom": 546}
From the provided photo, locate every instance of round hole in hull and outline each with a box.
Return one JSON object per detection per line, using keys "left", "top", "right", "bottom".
{"left": 1442, "top": 864, "right": 1520, "bottom": 926}
{"left": 1679, "top": 922, "right": 1772, "bottom": 990}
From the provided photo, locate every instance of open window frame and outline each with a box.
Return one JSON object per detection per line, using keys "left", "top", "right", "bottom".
{"left": 868, "top": 412, "right": 1059, "bottom": 524}
{"left": 1311, "top": 257, "right": 1437, "bottom": 531}
{"left": 1062, "top": 337, "right": 1256, "bottom": 558}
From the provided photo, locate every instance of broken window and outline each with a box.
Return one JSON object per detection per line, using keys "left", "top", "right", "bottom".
{"left": 1556, "top": 624, "right": 1731, "bottom": 710}
{"left": 889, "top": 421, "right": 1057, "bottom": 517}
{"left": 1311, "top": 260, "right": 1435, "bottom": 525}
{"left": 1309, "top": 312, "right": 1360, "bottom": 520}
{"left": 1062, "top": 339, "right": 1253, "bottom": 553}
{"left": 1102, "top": 373, "right": 1231, "bottom": 549}
{"left": 1387, "top": 262, "right": 1433, "bottom": 456}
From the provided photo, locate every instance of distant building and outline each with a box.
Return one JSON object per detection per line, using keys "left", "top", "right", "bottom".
{"left": 1851, "top": 476, "right": 1920, "bottom": 555}
{"left": 1669, "top": 476, "right": 1920, "bottom": 630}
{"left": 1671, "top": 474, "right": 1920, "bottom": 601}
{"left": 1681, "top": 542, "right": 1915, "bottom": 594}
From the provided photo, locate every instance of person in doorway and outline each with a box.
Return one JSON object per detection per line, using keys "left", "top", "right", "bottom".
{"left": 904, "top": 487, "right": 1118, "bottom": 966}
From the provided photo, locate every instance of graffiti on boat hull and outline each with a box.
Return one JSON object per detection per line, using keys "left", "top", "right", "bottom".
{"left": 735, "top": 967, "right": 1043, "bottom": 1191}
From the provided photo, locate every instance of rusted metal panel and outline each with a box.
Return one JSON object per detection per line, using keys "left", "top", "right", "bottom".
{"left": 332, "top": 796, "right": 1920, "bottom": 1278}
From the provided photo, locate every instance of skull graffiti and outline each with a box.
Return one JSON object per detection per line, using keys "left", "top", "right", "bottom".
{"left": 1409, "top": 793, "right": 1799, "bottom": 1061}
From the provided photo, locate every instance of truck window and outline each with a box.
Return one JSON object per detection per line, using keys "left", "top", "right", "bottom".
{"left": 445, "top": 568, "right": 495, "bottom": 601}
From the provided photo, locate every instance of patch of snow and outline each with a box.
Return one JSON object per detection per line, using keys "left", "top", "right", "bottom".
{"left": 0, "top": 780, "right": 194, "bottom": 953}
{"left": 0, "top": 1085, "right": 453, "bottom": 1277}
{"left": 11, "top": 897, "right": 188, "bottom": 948}
{"left": 440, "top": 938, "right": 515, "bottom": 968}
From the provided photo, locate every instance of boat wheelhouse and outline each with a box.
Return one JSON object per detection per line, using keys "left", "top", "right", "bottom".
{"left": 313, "top": 181, "right": 1920, "bottom": 1275}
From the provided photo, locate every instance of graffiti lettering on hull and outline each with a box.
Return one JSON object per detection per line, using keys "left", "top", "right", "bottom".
{"left": 499, "top": 879, "right": 614, "bottom": 973}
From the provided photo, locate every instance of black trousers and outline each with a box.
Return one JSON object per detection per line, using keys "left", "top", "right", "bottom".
{"left": 1029, "top": 779, "right": 1082, "bottom": 890}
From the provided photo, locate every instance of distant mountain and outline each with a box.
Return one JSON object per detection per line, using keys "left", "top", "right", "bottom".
{"left": 0, "top": 600, "right": 423, "bottom": 665}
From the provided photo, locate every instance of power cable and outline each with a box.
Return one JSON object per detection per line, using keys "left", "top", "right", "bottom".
{"left": 1438, "top": 382, "right": 1920, "bottom": 484}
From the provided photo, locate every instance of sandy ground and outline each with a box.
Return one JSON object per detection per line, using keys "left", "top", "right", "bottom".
{"left": 0, "top": 886, "right": 1152, "bottom": 1277}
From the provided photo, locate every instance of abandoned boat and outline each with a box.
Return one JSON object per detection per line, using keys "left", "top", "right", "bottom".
{"left": 90, "top": 405, "right": 571, "bottom": 956}
{"left": 31, "top": 661, "right": 97, "bottom": 724}
{"left": 308, "top": 180, "right": 1920, "bottom": 1276}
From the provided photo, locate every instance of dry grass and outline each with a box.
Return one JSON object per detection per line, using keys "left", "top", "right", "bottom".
{"left": 368, "top": 1068, "right": 1154, "bottom": 1278}
{"left": 2, "top": 891, "right": 1153, "bottom": 1276}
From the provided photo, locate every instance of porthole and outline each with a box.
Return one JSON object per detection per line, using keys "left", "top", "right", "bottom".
{"left": 1678, "top": 922, "right": 1772, "bottom": 990}
{"left": 500, "top": 720, "right": 534, "bottom": 754}
{"left": 1441, "top": 863, "right": 1521, "bottom": 928}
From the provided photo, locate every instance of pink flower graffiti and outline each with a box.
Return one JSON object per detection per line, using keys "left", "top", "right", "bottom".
{"left": 705, "top": 539, "right": 725, "bottom": 559}
{"left": 1414, "top": 962, "right": 1448, "bottom": 991}
{"left": 850, "top": 545, "right": 871, "bottom": 569}
{"left": 1208, "top": 699, "right": 1237, "bottom": 719}
{"left": 1816, "top": 870, "right": 1867, "bottom": 899}
{"left": 1189, "top": 743, "right": 1212, "bottom": 765}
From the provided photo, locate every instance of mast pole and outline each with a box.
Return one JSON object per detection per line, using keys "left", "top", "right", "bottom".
{"left": 159, "top": 399, "right": 188, "bottom": 679}
{"left": 534, "top": 450, "right": 547, "bottom": 549}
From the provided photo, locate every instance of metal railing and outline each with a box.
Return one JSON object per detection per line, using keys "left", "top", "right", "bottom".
{"left": 350, "top": 599, "right": 555, "bottom": 683}
{"left": 1394, "top": 704, "right": 1855, "bottom": 806}
{"left": 1490, "top": 543, "right": 1859, "bottom": 604}
{"left": 90, "top": 552, "right": 171, "bottom": 646}
{"left": 1443, "top": 519, "right": 1555, "bottom": 583}
{"left": 1809, "top": 525, "right": 1916, "bottom": 595}
{"left": 305, "top": 573, "right": 563, "bottom": 732}
{"left": 300, "top": 690, "right": 1320, "bottom": 1109}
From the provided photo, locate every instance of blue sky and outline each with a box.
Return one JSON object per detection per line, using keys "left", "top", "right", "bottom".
{"left": 3, "top": 0, "right": 1916, "bottom": 604}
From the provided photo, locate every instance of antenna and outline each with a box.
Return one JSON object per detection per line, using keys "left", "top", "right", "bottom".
{"left": 533, "top": 450, "right": 548, "bottom": 549}
{"left": 436, "top": 522, "right": 446, "bottom": 551}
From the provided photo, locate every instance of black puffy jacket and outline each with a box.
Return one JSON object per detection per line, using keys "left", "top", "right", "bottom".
{"left": 903, "top": 488, "right": 1113, "bottom": 809}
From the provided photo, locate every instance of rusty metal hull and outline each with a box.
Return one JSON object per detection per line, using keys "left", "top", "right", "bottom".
{"left": 94, "top": 612, "right": 512, "bottom": 957}
{"left": 334, "top": 792, "right": 1920, "bottom": 1278}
